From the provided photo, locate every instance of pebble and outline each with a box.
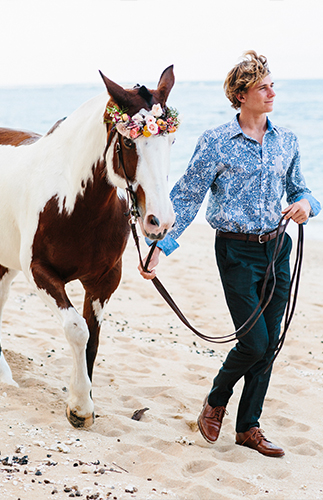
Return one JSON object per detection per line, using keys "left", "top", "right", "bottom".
{"left": 125, "top": 485, "right": 138, "bottom": 493}
{"left": 81, "top": 464, "right": 97, "bottom": 474}
{"left": 34, "top": 440, "right": 46, "bottom": 447}
{"left": 175, "top": 436, "right": 195, "bottom": 446}
{"left": 57, "top": 444, "right": 70, "bottom": 454}
{"left": 15, "top": 446, "right": 26, "bottom": 454}
{"left": 48, "top": 443, "right": 70, "bottom": 453}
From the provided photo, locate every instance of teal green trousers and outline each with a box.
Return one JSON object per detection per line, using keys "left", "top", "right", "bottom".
{"left": 208, "top": 233, "right": 292, "bottom": 433}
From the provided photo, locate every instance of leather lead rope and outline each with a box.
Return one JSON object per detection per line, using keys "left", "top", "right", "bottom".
{"left": 265, "top": 223, "right": 304, "bottom": 370}
{"left": 132, "top": 218, "right": 304, "bottom": 361}
{"left": 109, "top": 126, "right": 304, "bottom": 362}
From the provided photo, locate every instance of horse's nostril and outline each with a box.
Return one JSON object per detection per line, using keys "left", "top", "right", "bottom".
{"left": 149, "top": 215, "right": 160, "bottom": 227}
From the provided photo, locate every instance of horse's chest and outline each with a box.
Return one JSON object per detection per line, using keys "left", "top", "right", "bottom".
{"left": 32, "top": 194, "right": 130, "bottom": 281}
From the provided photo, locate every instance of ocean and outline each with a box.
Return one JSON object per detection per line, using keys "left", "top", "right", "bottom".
{"left": 0, "top": 80, "right": 322, "bottom": 238}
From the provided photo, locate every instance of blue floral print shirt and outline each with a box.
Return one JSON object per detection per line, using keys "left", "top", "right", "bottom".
{"left": 153, "top": 115, "right": 321, "bottom": 256}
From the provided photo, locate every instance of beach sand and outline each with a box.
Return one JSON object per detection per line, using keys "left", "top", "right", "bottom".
{"left": 0, "top": 223, "right": 322, "bottom": 500}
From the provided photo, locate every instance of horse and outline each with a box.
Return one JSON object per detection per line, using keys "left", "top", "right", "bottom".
{"left": 0, "top": 66, "right": 177, "bottom": 428}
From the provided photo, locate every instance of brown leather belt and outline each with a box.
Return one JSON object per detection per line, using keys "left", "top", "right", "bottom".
{"left": 216, "top": 224, "right": 285, "bottom": 244}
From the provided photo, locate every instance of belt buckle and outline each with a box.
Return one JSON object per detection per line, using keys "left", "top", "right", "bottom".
{"left": 258, "top": 234, "right": 265, "bottom": 244}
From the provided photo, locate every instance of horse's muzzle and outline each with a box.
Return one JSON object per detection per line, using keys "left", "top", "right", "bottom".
{"left": 144, "top": 228, "right": 168, "bottom": 241}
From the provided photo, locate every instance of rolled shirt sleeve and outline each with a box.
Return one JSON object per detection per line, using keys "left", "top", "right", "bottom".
{"left": 286, "top": 139, "right": 321, "bottom": 217}
{"left": 147, "top": 116, "right": 321, "bottom": 255}
{"left": 148, "top": 132, "right": 218, "bottom": 255}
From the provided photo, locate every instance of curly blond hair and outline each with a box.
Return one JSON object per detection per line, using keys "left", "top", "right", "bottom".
{"left": 224, "top": 51, "right": 270, "bottom": 110}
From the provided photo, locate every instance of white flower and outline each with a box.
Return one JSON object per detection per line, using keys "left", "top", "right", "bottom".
{"left": 116, "top": 122, "right": 131, "bottom": 138}
{"left": 139, "top": 108, "right": 149, "bottom": 117}
{"left": 151, "top": 103, "right": 163, "bottom": 117}
{"left": 132, "top": 112, "right": 144, "bottom": 123}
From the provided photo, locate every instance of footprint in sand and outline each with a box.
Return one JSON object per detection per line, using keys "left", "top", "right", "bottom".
{"left": 272, "top": 415, "right": 311, "bottom": 432}
{"left": 182, "top": 459, "right": 217, "bottom": 477}
{"left": 93, "top": 415, "right": 134, "bottom": 437}
{"left": 266, "top": 468, "right": 291, "bottom": 480}
{"left": 284, "top": 435, "right": 323, "bottom": 456}
{"left": 214, "top": 445, "right": 248, "bottom": 463}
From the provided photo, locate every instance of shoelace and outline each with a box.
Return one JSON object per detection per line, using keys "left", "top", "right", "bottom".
{"left": 208, "top": 406, "right": 228, "bottom": 420}
{"left": 241, "top": 428, "right": 269, "bottom": 446}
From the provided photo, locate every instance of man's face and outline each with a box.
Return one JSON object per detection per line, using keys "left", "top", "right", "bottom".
{"left": 239, "top": 75, "right": 276, "bottom": 114}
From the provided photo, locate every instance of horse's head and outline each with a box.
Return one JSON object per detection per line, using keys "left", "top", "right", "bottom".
{"left": 100, "top": 66, "right": 177, "bottom": 241}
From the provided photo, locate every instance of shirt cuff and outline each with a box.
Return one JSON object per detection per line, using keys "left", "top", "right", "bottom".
{"left": 295, "top": 194, "right": 321, "bottom": 218}
{"left": 145, "top": 233, "right": 179, "bottom": 256}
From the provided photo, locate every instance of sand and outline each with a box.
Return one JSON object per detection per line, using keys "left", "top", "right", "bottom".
{"left": 0, "top": 223, "right": 322, "bottom": 500}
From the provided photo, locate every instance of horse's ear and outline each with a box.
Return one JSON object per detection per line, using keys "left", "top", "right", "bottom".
{"left": 99, "top": 70, "right": 130, "bottom": 108}
{"left": 156, "top": 65, "right": 175, "bottom": 106}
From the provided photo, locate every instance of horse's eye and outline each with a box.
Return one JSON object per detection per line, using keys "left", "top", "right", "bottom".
{"left": 123, "top": 137, "right": 134, "bottom": 149}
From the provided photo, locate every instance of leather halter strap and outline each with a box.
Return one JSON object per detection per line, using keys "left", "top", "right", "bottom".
{"left": 105, "top": 126, "right": 140, "bottom": 223}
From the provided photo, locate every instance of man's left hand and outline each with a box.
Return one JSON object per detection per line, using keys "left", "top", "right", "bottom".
{"left": 282, "top": 199, "right": 311, "bottom": 224}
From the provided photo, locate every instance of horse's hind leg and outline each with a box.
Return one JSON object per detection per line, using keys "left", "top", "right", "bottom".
{"left": 30, "top": 261, "right": 94, "bottom": 428}
{"left": 0, "top": 266, "right": 19, "bottom": 386}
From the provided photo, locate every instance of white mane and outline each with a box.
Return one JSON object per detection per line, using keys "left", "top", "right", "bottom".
{"left": 0, "top": 92, "right": 108, "bottom": 270}
{"left": 2, "top": 92, "right": 107, "bottom": 212}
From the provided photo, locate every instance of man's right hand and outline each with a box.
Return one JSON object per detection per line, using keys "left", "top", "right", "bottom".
{"left": 138, "top": 246, "right": 162, "bottom": 280}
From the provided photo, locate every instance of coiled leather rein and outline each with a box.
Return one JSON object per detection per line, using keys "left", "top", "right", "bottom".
{"left": 111, "top": 126, "right": 304, "bottom": 365}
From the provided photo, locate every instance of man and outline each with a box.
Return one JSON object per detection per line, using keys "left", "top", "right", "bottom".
{"left": 139, "top": 51, "right": 321, "bottom": 457}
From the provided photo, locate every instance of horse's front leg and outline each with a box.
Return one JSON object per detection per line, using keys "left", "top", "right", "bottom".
{"left": 30, "top": 261, "right": 94, "bottom": 428}
{"left": 82, "top": 262, "right": 122, "bottom": 382}
{"left": 83, "top": 290, "right": 103, "bottom": 382}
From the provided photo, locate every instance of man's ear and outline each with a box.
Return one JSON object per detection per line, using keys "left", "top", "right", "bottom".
{"left": 236, "top": 92, "right": 246, "bottom": 103}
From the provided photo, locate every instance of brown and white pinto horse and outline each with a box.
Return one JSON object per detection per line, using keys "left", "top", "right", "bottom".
{"left": 0, "top": 66, "right": 176, "bottom": 428}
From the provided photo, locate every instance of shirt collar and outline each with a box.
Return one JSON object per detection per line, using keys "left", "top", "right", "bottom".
{"left": 228, "top": 114, "right": 279, "bottom": 139}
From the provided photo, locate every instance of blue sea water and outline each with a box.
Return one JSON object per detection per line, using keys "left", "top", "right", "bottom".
{"left": 0, "top": 80, "right": 322, "bottom": 237}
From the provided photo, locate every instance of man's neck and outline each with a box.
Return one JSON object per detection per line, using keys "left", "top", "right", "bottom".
{"left": 238, "top": 111, "right": 268, "bottom": 144}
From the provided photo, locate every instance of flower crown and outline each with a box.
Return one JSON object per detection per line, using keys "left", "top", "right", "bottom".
{"left": 104, "top": 103, "right": 180, "bottom": 139}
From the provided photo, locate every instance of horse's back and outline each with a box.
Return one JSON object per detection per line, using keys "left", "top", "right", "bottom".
{"left": 0, "top": 128, "right": 42, "bottom": 270}
{"left": 0, "top": 127, "right": 41, "bottom": 146}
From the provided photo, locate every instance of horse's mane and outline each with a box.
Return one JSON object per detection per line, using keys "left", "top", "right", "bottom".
{"left": 46, "top": 117, "right": 67, "bottom": 136}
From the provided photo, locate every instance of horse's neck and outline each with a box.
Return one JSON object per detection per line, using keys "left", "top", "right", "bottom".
{"left": 56, "top": 93, "right": 107, "bottom": 173}
{"left": 42, "top": 93, "right": 109, "bottom": 213}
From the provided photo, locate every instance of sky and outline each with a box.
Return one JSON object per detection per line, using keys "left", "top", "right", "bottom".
{"left": 1, "top": 0, "right": 323, "bottom": 87}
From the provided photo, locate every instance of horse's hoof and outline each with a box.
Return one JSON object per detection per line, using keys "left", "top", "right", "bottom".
{"left": 66, "top": 406, "right": 95, "bottom": 428}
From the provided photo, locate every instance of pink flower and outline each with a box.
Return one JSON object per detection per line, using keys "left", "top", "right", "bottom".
{"left": 130, "top": 127, "right": 140, "bottom": 139}
{"left": 147, "top": 122, "right": 159, "bottom": 135}
{"left": 145, "top": 115, "right": 156, "bottom": 125}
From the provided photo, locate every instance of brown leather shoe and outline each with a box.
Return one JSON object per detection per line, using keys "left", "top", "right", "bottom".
{"left": 197, "top": 397, "right": 227, "bottom": 444}
{"left": 236, "top": 427, "right": 285, "bottom": 457}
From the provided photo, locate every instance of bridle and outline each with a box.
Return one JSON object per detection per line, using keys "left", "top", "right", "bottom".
{"left": 105, "top": 124, "right": 304, "bottom": 368}
{"left": 105, "top": 125, "right": 140, "bottom": 223}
